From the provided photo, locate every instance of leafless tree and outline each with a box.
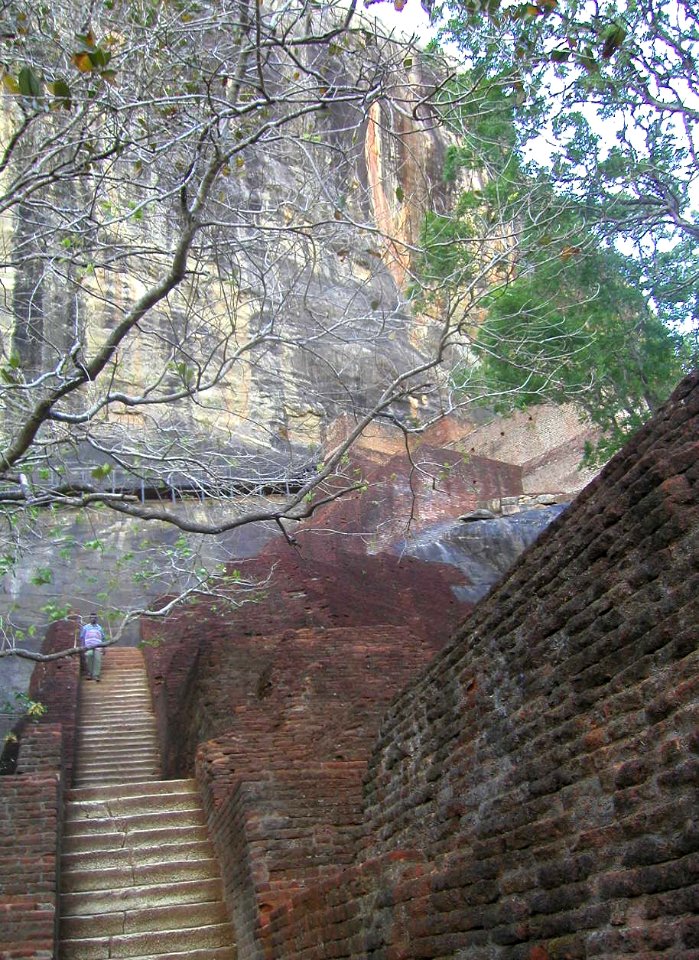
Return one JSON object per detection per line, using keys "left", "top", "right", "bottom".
{"left": 0, "top": 0, "right": 558, "bottom": 660}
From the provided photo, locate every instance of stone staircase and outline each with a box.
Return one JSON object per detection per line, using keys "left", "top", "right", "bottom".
{"left": 59, "top": 648, "right": 236, "bottom": 960}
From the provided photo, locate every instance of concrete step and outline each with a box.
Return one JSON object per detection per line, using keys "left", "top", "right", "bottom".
{"left": 67, "top": 779, "right": 197, "bottom": 803}
{"left": 61, "top": 857, "right": 222, "bottom": 893}
{"left": 79, "top": 724, "right": 156, "bottom": 733}
{"left": 79, "top": 702, "right": 155, "bottom": 712}
{"left": 65, "top": 797, "right": 201, "bottom": 824}
{"left": 72, "top": 772, "right": 162, "bottom": 787}
{"left": 80, "top": 696, "right": 151, "bottom": 713}
{"left": 62, "top": 652, "right": 235, "bottom": 960}
{"left": 63, "top": 824, "right": 210, "bottom": 854}
{"left": 75, "top": 737, "right": 159, "bottom": 749}
{"left": 75, "top": 751, "right": 160, "bottom": 765}
{"left": 62, "top": 838, "right": 214, "bottom": 871}
{"left": 72, "top": 775, "right": 162, "bottom": 789}
{"left": 111, "top": 950, "right": 235, "bottom": 960}
{"left": 75, "top": 754, "right": 159, "bottom": 767}
{"left": 74, "top": 756, "right": 160, "bottom": 770}
{"left": 73, "top": 770, "right": 160, "bottom": 789}
{"left": 61, "top": 898, "right": 229, "bottom": 938}
{"left": 75, "top": 744, "right": 158, "bottom": 756}
{"left": 64, "top": 808, "right": 206, "bottom": 839}
{"left": 73, "top": 760, "right": 161, "bottom": 778}
{"left": 61, "top": 878, "right": 225, "bottom": 916}
{"left": 60, "top": 921, "right": 234, "bottom": 959}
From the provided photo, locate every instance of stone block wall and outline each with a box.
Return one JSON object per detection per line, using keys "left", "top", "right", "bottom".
{"left": 255, "top": 372, "right": 699, "bottom": 959}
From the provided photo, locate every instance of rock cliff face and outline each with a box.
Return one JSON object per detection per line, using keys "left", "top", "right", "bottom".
{"left": 0, "top": 31, "right": 463, "bottom": 471}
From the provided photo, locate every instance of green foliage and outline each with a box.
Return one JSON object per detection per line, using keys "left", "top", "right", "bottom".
{"left": 431, "top": 0, "right": 699, "bottom": 330}
{"left": 466, "top": 243, "right": 692, "bottom": 460}
{"left": 0, "top": 691, "right": 47, "bottom": 720}
{"left": 40, "top": 600, "right": 71, "bottom": 622}
{"left": 30, "top": 567, "right": 53, "bottom": 586}
{"left": 414, "top": 8, "right": 697, "bottom": 461}
{"left": 91, "top": 463, "right": 112, "bottom": 480}
{"left": 437, "top": 77, "right": 518, "bottom": 176}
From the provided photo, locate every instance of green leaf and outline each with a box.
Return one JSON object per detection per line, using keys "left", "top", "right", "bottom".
{"left": 550, "top": 49, "right": 570, "bottom": 63}
{"left": 395, "top": 185, "right": 405, "bottom": 203}
{"left": 601, "top": 23, "right": 626, "bottom": 59}
{"left": 49, "top": 78, "right": 72, "bottom": 108}
{"left": 30, "top": 567, "right": 53, "bottom": 586}
{"left": 18, "top": 66, "right": 42, "bottom": 98}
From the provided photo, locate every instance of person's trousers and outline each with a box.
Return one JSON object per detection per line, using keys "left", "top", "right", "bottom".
{"left": 85, "top": 647, "right": 103, "bottom": 679}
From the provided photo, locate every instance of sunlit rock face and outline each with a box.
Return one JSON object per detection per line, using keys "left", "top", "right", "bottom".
{"left": 0, "top": 41, "right": 464, "bottom": 471}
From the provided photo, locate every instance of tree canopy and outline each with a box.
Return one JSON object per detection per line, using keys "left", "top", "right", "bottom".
{"left": 403, "top": 0, "right": 697, "bottom": 457}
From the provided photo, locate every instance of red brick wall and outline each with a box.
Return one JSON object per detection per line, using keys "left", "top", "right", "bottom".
{"left": 0, "top": 621, "right": 77, "bottom": 960}
{"left": 27, "top": 619, "right": 81, "bottom": 786}
{"left": 143, "top": 546, "right": 469, "bottom": 780}
{"left": 0, "top": 724, "right": 63, "bottom": 960}
{"left": 189, "top": 623, "right": 439, "bottom": 951}
{"left": 256, "top": 372, "right": 699, "bottom": 960}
